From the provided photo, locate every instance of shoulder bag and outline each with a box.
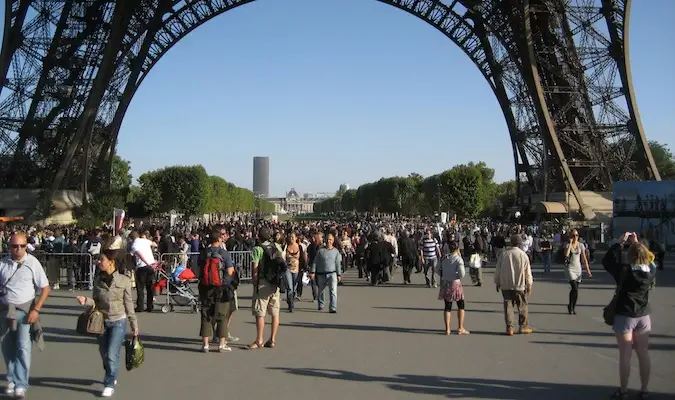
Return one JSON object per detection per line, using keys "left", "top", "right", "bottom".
{"left": 602, "top": 267, "right": 629, "bottom": 326}
{"left": 76, "top": 305, "right": 105, "bottom": 336}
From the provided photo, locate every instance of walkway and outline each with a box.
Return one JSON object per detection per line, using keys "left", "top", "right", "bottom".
{"left": 9, "top": 261, "right": 675, "bottom": 399}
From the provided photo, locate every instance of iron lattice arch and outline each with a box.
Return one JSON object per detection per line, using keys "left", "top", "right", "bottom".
{"left": 0, "top": 0, "right": 661, "bottom": 217}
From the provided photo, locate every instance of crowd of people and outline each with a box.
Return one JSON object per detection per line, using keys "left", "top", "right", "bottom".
{"left": 0, "top": 214, "right": 663, "bottom": 399}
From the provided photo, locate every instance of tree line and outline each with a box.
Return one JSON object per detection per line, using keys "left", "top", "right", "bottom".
{"left": 81, "top": 157, "right": 274, "bottom": 225}
{"left": 313, "top": 141, "right": 675, "bottom": 219}
{"left": 313, "top": 162, "right": 517, "bottom": 218}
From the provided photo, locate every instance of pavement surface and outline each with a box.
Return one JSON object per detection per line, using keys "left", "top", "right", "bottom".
{"left": 2, "top": 260, "right": 675, "bottom": 400}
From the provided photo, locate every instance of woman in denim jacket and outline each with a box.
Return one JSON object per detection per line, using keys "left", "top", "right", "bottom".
{"left": 76, "top": 235, "right": 139, "bottom": 398}
{"left": 438, "top": 241, "right": 469, "bottom": 335}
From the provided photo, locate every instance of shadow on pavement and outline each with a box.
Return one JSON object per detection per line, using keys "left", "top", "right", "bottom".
{"left": 266, "top": 368, "right": 673, "bottom": 399}
{"left": 533, "top": 329, "right": 675, "bottom": 340}
{"left": 371, "top": 306, "right": 570, "bottom": 315}
{"left": 283, "top": 321, "right": 440, "bottom": 335}
{"left": 42, "top": 326, "right": 199, "bottom": 353}
{"left": 532, "top": 340, "right": 675, "bottom": 352}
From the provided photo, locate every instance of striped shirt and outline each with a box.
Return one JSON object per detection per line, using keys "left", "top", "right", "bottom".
{"left": 420, "top": 238, "right": 439, "bottom": 260}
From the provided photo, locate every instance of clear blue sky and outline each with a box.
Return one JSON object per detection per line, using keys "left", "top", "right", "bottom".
{"left": 16, "top": 1, "right": 675, "bottom": 197}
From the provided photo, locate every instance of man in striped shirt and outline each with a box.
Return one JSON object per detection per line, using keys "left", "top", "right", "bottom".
{"left": 419, "top": 230, "right": 441, "bottom": 288}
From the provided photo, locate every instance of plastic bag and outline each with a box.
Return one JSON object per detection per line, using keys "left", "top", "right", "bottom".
{"left": 125, "top": 337, "right": 145, "bottom": 371}
{"left": 301, "top": 272, "right": 311, "bottom": 287}
{"left": 469, "top": 254, "right": 482, "bottom": 269}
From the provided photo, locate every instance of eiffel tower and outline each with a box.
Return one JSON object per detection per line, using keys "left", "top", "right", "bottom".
{"left": 0, "top": 0, "right": 661, "bottom": 219}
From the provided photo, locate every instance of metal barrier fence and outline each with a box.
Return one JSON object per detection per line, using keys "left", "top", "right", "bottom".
{"left": 0, "top": 249, "right": 254, "bottom": 292}
{"left": 158, "top": 251, "right": 253, "bottom": 281}
{"left": 0, "top": 252, "right": 95, "bottom": 290}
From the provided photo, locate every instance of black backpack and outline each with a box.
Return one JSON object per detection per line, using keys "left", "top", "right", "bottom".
{"left": 260, "top": 243, "right": 287, "bottom": 285}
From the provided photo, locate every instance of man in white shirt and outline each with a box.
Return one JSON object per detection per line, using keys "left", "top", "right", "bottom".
{"left": 0, "top": 232, "right": 51, "bottom": 398}
{"left": 131, "top": 231, "right": 156, "bottom": 312}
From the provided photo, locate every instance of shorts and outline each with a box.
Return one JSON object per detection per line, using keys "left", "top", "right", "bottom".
{"left": 252, "top": 279, "right": 280, "bottom": 317}
{"left": 613, "top": 314, "right": 651, "bottom": 334}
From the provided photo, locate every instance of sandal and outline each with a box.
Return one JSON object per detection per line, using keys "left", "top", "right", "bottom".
{"left": 458, "top": 329, "right": 471, "bottom": 335}
{"left": 264, "top": 339, "right": 276, "bottom": 348}
{"left": 247, "top": 341, "right": 263, "bottom": 350}
{"left": 610, "top": 389, "right": 628, "bottom": 399}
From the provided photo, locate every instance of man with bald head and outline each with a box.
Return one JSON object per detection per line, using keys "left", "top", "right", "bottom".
{"left": 0, "top": 232, "right": 51, "bottom": 398}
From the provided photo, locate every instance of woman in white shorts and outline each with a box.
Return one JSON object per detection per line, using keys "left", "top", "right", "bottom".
{"left": 602, "top": 232, "right": 655, "bottom": 400}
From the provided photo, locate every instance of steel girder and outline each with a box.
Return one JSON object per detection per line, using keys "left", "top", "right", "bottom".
{"left": 0, "top": 0, "right": 659, "bottom": 218}
{"left": 97, "top": 0, "right": 544, "bottom": 200}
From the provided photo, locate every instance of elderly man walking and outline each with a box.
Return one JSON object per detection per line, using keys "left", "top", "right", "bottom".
{"left": 494, "top": 234, "right": 533, "bottom": 336}
{"left": 0, "top": 232, "right": 51, "bottom": 398}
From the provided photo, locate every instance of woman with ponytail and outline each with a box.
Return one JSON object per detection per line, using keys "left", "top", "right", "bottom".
{"left": 76, "top": 235, "right": 139, "bottom": 398}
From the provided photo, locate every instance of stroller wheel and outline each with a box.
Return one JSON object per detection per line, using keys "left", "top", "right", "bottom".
{"left": 161, "top": 304, "right": 170, "bottom": 314}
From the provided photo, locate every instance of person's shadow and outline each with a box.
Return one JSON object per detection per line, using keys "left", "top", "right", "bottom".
{"left": 0, "top": 376, "right": 100, "bottom": 398}
{"left": 267, "top": 367, "right": 675, "bottom": 399}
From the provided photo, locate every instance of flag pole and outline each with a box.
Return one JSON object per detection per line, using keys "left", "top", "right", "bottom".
{"left": 112, "top": 209, "right": 117, "bottom": 236}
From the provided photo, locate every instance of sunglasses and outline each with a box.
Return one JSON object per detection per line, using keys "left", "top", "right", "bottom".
{"left": 10, "top": 244, "right": 27, "bottom": 249}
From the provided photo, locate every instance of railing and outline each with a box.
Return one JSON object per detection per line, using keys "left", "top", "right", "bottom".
{"left": 158, "top": 251, "right": 253, "bottom": 281}
{"left": 0, "top": 249, "right": 254, "bottom": 291}
{"left": 0, "top": 252, "right": 95, "bottom": 290}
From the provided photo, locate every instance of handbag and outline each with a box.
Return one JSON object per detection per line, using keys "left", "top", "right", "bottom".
{"left": 76, "top": 307, "right": 105, "bottom": 336}
{"left": 602, "top": 267, "right": 629, "bottom": 326}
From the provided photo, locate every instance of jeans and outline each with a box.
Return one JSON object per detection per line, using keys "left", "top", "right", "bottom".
{"left": 0, "top": 309, "right": 32, "bottom": 390}
{"left": 284, "top": 270, "right": 298, "bottom": 309}
{"left": 423, "top": 258, "right": 438, "bottom": 286}
{"left": 135, "top": 267, "right": 154, "bottom": 311}
{"left": 542, "top": 251, "right": 552, "bottom": 272}
{"left": 98, "top": 319, "right": 127, "bottom": 388}
{"left": 316, "top": 272, "right": 338, "bottom": 311}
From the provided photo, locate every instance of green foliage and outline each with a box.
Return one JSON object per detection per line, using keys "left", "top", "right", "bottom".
{"left": 648, "top": 141, "right": 675, "bottom": 180}
{"left": 111, "top": 155, "right": 132, "bottom": 193}
{"left": 134, "top": 165, "right": 274, "bottom": 216}
{"left": 314, "top": 162, "right": 504, "bottom": 218}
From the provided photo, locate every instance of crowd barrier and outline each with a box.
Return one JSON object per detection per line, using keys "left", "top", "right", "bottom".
{"left": 158, "top": 251, "right": 253, "bottom": 281}
{"left": 0, "top": 252, "right": 95, "bottom": 290}
{"left": 1, "top": 249, "right": 254, "bottom": 291}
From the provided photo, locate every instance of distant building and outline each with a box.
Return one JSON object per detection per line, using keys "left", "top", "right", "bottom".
{"left": 265, "top": 188, "right": 325, "bottom": 215}
{"left": 339, "top": 183, "right": 349, "bottom": 193}
{"left": 252, "top": 157, "right": 269, "bottom": 197}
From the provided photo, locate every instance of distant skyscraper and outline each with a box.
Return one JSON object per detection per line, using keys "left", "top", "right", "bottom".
{"left": 252, "top": 156, "right": 270, "bottom": 197}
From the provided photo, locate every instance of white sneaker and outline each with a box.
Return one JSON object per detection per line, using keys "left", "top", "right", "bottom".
{"left": 101, "top": 387, "right": 114, "bottom": 397}
{"left": 15, "top": 387, "right": 26, "bottom": 398}
{"left": 5, "top": 382, "right": 14, "bottom": 395}
{"left": 227, "top": 333, "right": 240, "bottom": 342}
{"left": 53, "top": 283, "right": 60, "bottom": 290}
{"left": 218, "top": 345, "right": 232, "bottom": 352}
{"left": 202, "top": 345, "right": 209, "bottom": 353}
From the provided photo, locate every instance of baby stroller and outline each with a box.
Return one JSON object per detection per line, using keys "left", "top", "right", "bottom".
{"left": 156, "top": 264, "right": 200, "bottom": 314}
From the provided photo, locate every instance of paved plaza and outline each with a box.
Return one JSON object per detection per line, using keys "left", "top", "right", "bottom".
{"left": 4, "top": 261, "right": 675, "bottom": 399}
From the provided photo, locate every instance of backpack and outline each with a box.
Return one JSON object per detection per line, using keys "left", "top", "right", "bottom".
{"left": 260, "top": 243, "right": 287, "bottom": 285}
{"left": 87, "top": 240, "right": 101, "bottom": 256}
{"left": 200, "top": 248, "right": 224, "bottom": 287}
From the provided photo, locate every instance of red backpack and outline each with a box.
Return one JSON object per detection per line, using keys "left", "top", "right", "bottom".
{"left": 200, "top": 248, "right": 223, "bottom": 287}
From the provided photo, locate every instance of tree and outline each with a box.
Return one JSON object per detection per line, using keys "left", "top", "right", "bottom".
{"left": 133, "top": 164, "right": 274, "bottom": 216}
{"left": 313, "top": 162, "right": 500, "bottom": 218}
{"left": 648, "top": 141, "right": 675, "bottom": 180}
{"left": 111, "top": 155, "right": 133, "bottom": 193}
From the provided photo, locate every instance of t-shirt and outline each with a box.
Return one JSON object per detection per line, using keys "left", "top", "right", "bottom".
{"left": 0, "top": 254, "right": 50, "bottom": 305}
{"left": 131, "top": 237, "right": 156, "bottom": 268}
{"left": 419, "top": 238, "right": 439, "bottom": 260}
{"left": 540, "top": 240, "right": 552, "bottom": 253}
